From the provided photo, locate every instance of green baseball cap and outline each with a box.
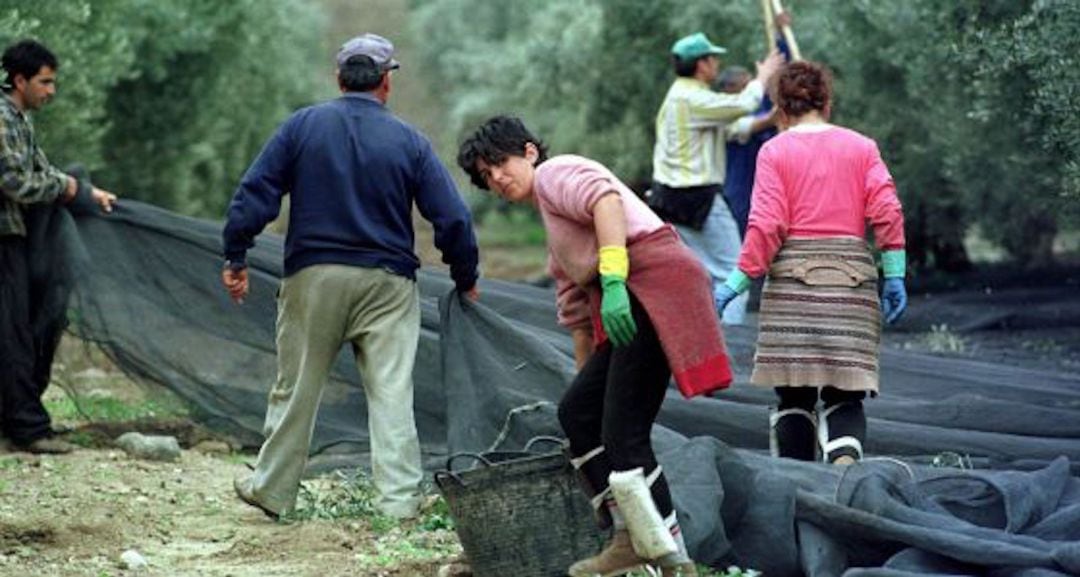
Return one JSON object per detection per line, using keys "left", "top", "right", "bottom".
{"left": 671, "top": 32, "right": 727, "bottom": 60}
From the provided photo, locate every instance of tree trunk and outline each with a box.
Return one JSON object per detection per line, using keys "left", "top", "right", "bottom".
{"left": 1009, "top": 212, "right": 1057, "bottom": 269}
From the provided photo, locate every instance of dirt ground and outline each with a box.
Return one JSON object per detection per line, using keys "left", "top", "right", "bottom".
{"left": 0, "top": 445, "right": 462, "bottom": 577}
{"left": 0, "top": 362, "right": 464, "bottom": 577}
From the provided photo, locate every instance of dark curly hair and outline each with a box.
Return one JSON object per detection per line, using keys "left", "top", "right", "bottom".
{"left": 457, "top": 116, "right": 549, "bottom": 190}
{"left": 2, "top": 39, "right": 58, "bottom": 90}
{"left": 774, "top": 61, "right": 832, "bottom": 118}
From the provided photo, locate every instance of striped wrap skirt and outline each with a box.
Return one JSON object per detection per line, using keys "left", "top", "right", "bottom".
{"left": 750, "top": 237, "right": 882, "bottom": 393}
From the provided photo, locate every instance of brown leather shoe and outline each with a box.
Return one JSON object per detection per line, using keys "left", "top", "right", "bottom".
{"left": 22, "top": 437, "right": 77, "bottom": 454}
{"left": 568, "top": 530, "right": 647, "bottom": 577}
{"left": 233, "top": 476, "right": 280, "bottom": 520}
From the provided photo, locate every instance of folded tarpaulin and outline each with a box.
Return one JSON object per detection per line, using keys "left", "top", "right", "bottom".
{"left": 47, "top": 199, "right": 1080, "bottom": 575}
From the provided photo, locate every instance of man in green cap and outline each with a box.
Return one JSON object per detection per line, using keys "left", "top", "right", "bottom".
{"left": 650, "top": 33, "right": 780, "bottom": 326}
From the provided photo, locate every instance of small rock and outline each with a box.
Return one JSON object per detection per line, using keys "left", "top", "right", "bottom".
{"left": 437, "top": 561, "right": 473, "bottom": 577}
{"left": 191, "top": 440, "right": 232, "bottom": 456}
{"left": 115, "top": 433, "right": 181, "bottom": 462}
{"left": 120, "top": 549, "right": 147, "bottom": 570}
{"left": 75, "top": 368, "right": 109, "bottom": 381}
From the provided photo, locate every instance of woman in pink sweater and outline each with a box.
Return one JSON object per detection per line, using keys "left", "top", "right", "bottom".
{"left": 716, "top": 61, "right": 908, "bottom": 465}
{"left": 459, "top": 116, "right": 731, "bottom": 577}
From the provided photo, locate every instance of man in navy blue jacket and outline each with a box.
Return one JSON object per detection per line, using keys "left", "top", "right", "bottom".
{"left": 222, "top": 33, "right": 479, "bottom": 520}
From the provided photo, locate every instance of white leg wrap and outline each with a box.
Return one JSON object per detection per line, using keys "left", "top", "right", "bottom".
{"left": 569, "top": 445, "right": 605, "bottom": 469}
{"left": 590, "top": 488, "right": 611, "bottom": 512}
{"left": 818, "top": 404, "right": 864, "bottom": 462}
{"left": 609, "top": 468, "right": 677, "bottom": 560}
{"left": 569, "top": 445, "right": 610, "bottom": 514}
{"left": 769, "top": 407, "right": 817, "bottom": 458}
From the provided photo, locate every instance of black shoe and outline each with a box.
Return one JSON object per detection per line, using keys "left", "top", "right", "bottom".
{"left": 22, "top": 437, "right": 77, "bottom": 454}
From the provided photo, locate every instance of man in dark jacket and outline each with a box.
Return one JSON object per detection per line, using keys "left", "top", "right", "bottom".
{"left": 223, "top": 33, "right": 479, "bottom": 520}
{"left": 0, "top": 39, "right": 116, "bottom": 454}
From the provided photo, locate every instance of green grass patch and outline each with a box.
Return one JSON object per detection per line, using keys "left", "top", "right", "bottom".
{"left": 284, "top": 471, "right": 462, "bottom": 570}
{"left": 419, "top": 495, "right": 454, "bottom": 532}
{"left": 903, "top": 324, "right": 967, "bottom": 355}
{"left": 221, "top": 453, "right": 254, "bottom": 466}
{"left": 63, "top": 430, "right": 99, "bottom": 448}
{"left": 285, "top": 471, "right": 393, "bottom": 531}
{"left": 44, "top": 395, "right": 188, "bottom": 423}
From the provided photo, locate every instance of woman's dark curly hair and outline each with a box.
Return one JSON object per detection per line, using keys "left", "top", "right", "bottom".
{"left": 457, "top": 115, "right": 549, "bottom": 190}
{"left": 774, "top": 60, "right": 833, "bottom": 119}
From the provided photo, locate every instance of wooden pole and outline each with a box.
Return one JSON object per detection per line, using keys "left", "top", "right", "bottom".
{"left": 769, "top": 0, "right": 803, "bottom": 61}
{"left": 760, "top": 0, "right": 776, "bottom": 53}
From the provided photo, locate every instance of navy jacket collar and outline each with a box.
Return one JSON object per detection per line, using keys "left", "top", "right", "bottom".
{"left": 341, "top": 92, "right": 384, "bottom": 106}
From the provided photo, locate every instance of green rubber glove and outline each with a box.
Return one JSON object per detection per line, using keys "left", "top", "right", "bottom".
{"left": 600, "top": 274, "right": 637, "bottom": 347}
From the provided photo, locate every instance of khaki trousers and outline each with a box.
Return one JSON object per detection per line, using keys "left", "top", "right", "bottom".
{"left": 248, "top": 264, "right": 422, "bottom": 518}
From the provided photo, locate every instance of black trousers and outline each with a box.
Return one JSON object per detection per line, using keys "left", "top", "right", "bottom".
{"left": 776, "top": 386, "right": 866, "bottom": 412}
{"left": 776, "top": 386, "right": 867, "bottom": 462}
{"left": 558, "top": 294, "right": 675, "bottom": 518}
{"left": 0, "top": 235, "right": 53, "bottom": 445}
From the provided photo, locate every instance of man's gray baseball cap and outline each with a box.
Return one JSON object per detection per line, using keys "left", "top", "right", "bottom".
{"left": 336, "top": 34, "right": 400, "bottom": 70}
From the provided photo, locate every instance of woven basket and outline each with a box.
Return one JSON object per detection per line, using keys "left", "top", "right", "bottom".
{"left": 435, "top": 437, "right": 604, "bottom": 577}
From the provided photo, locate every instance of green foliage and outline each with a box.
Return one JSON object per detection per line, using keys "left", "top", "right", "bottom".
{"left": 904, "top": 323, "right": 968, "bottom": 354}
{"left": 44, "top": 394, "right": 188, "bottom": 423}
{"left": 100, "top": 0, "right": 329, "bottom": 216}
{"left": 476, "top": 207, "right": 547, "bottom": 246}
{"left": 931, "top": 451, "right": 974, "bottom": 469}
{"left": 2, "top": 0, "right": 329, "bottom": 216}
{"left": 1, "top": 1, "right": 137, "bottom": 172}
{"left": 945, "top": 0, "right": 1080, "bottom": 265}
{"left": 413, "top": 0, "right": 1080, "bottom": 269}
{"left": 286, "top": 471, "right": 392, "bottom": 526}
{"left": 419, "top": 496, "right": 455, "bottom": 531}
{"left": 413, "top": 0, "right": 603, "bottom": 158}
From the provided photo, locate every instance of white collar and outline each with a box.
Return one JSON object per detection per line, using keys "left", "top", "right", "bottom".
{"left": 787, "top": 122, "right": 834, "bottom": 134}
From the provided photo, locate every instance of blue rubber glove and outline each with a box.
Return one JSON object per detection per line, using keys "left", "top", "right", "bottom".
{"left": 715, "top": 284, "right": 739, "bottom": 320}
{"left": 881, "top": 277, "right": 907, "bottom": 324}
{"left": 600, "top": 275, "right": 637, "bottom": 346}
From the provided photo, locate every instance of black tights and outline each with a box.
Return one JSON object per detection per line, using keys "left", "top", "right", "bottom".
{"left": 774, "top": 386, "right": 867, "bottom": 462}
{"left": 776, "top": 386, "right": 866, "bottom": 412}
{"left": 558, "top": 294, "right": 674, "bottom": 520}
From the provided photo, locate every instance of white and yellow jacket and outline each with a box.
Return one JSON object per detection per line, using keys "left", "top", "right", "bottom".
{"left": 652, "top": 77, "right": 764, "bottom": 188}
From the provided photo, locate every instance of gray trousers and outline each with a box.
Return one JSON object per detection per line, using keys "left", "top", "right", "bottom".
{"left": 675, "top": 194, "right": 748, "bottom": 325}
{"left": 246, "top": 264, "right": 423, "bottom": 518}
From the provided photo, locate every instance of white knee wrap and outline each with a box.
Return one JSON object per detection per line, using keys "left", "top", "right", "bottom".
{"left": 818, "top": 404, "right": 864, "bottom": 462}
{"left": 570, "top": 445, "right": 611, "bottom": 512}
{"left": 608, "top": 467, "right": 677, "bottom": 559}
{"left": 769, "top": 407, "right": 817, "bottom": 458}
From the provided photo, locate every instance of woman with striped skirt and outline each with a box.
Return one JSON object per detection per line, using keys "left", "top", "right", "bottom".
{"left": 716, "top": 61, "right": 908, "bottom": 464}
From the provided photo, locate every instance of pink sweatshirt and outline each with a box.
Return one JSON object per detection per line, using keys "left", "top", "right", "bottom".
{"left": 739, "top": 125, "right": 905, "bottom": 277}
{"left": 533, "top": 155, "right": 664, "bottom": 328}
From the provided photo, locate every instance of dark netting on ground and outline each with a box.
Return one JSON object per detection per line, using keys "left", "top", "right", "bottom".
{"left": 42, "top": 200, "right": 1080, "bottom": 575}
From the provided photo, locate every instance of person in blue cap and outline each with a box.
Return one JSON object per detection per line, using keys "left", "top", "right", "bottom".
{"left": 224, "top": 33, "right": 480, "bottom": 521}
{"left": 650, "top": 33, "right": 781, "bottom": 326}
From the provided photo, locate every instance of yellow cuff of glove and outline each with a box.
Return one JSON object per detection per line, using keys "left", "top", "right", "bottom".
{"left": 598, "top": 245, "right": 629, "bottom": 280}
